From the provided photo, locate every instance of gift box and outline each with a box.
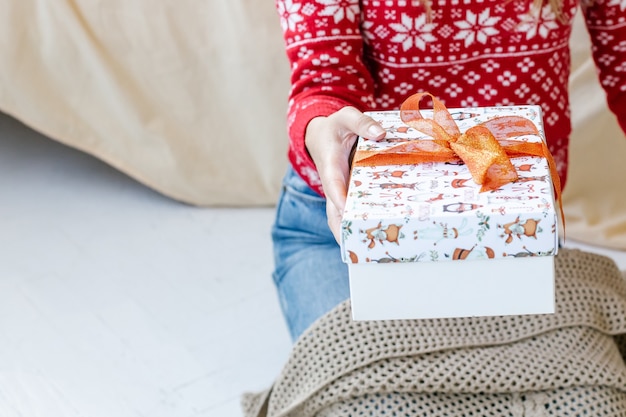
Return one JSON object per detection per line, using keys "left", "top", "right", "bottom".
{"left": 341, "top": 100, "right": 559, "bottom": 321}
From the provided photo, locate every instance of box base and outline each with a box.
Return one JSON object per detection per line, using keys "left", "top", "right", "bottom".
{"left": 348, "top": 256, "right": 555, "bottom": 321}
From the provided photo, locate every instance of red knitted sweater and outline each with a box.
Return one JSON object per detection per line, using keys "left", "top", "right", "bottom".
{"left": 276, "top": 0, "right": 626, "bottom": 196}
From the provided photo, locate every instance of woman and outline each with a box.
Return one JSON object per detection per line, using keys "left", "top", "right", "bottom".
{"left": 272, "top": 0, "right": 626, "bottom": 341}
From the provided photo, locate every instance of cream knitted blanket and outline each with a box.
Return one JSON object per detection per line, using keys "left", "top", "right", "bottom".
{"left": 243, "top": 249, "right": 626, "bottom": 417}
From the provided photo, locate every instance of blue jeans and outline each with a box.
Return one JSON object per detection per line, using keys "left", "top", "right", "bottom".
{"left": 271, "top": 167, "right": 350, "bottom": 341}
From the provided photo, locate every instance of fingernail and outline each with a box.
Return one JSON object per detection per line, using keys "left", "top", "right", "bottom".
{"left": 368, "top": 125, "right": 385, "bottom": 137}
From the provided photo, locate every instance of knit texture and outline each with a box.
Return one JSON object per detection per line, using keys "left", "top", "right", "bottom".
{"left": 243, "top": 249, "right": 626, "bottom": 416}
{"left": 275, "top": 0, "right": 626, "bottom": 196}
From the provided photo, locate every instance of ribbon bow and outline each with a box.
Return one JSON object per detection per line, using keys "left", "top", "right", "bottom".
{"left": 353, "top": 92, "right": 563, "bottom": 227}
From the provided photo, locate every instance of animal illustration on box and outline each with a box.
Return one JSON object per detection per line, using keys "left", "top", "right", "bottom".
{"left": 498, "top": 217, "right": 542, "bottom": 244}
{"left": 513, "top": 175, "right": 548, "bottom": 184}
{"left": 379, "top": 190, "right": 404, "bottom": 200}
{"left": 516, "top": 163, "right": 534, "bottom": 172}
{"left": 443, "top": 202, "right": 483, "bottom": 213}
{"left": 360, "top": 200, "right": 404, "bottom": 209}
{"left": 450, "top": 178, "right": 474, "bottom": 189}
{"left": 487, "top": 195, "right": 539, "bottom": 204}
{"left": 361, "top": 222, "right": 404, "bottom": 249}
{"left": 449, "top": 111, "right": 481, "bottom": 120}
{"left": 407, "top": 193, "right": 460, "bottom": 204}
{"left": 350, "top": 190, "right": 372, "bottom": 199}
{"left": 414, "top": 218, "right": 473, "bottom": 244}
{"left": 366, "top": 251, "right": 426, "bottom": 263}
{"left": 450, "top": 245, "right": 496, "bottom": 260}
{"left": 509, "top": 182, "right": 551, "bottom": 195}
{"left": 375, "top": 182, "right": 423, "bottom": 191}
{"left": 384, "top": 124, "right": 411, "bottom": 135}
{"left": 503, "top": 246, "right": 555, "bottom": 257}
{"left": 369, "top": 169, "right": 409, "bottom": 180}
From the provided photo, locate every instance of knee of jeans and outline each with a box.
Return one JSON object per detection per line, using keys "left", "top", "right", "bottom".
{"left": 271, "top": 196, "right": 337, "bottom": 270}
{"left": 272, "top": 243, "right": 348, "bottom": 293}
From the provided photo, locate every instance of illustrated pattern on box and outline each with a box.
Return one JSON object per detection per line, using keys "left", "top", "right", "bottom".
{"left": 341, "top": 106, "right": 559, "bottom": 264}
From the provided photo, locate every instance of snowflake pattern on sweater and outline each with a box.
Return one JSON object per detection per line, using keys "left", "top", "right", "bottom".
{"left": 276, "top": 0, "right": 626, "bottom": 196}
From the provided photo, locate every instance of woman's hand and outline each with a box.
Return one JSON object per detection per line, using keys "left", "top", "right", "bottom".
{"left": 305, "top": 106, "right": 386, "bottom": 243}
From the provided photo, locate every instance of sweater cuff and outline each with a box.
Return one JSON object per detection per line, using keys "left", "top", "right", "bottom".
{"left": 287, "top": 96, "right": 352, "bottom": 197}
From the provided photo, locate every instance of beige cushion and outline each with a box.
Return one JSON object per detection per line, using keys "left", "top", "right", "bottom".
{"left": 565, "top": 13, "right": 626, "bottom": 249}
{"left": 0, "top": 1, "right": 290, "bottom": 206}
{"left": 0, "top": 3, "right": 624, "bottom": 248}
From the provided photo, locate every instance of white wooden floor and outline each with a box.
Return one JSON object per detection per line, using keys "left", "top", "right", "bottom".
{"left": 0, "top": 112, "right": 292, "bottom": 417}
{"left": 1, "top": 111, "right": 625, "bottom": 417}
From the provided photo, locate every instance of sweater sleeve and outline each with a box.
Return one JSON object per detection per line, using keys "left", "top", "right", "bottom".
{"left": 582, "top": 1, "right": 626, "bottom": 134}
{"left": 276, "top": 0, "right": 377, "bottom": 195}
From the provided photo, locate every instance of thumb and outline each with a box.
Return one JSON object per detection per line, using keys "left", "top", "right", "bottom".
{"left": 363, "top": 119, "right": 386, "bottom": 140}
{"left": 335, "top": 107, "right": 386, "bottom": 141}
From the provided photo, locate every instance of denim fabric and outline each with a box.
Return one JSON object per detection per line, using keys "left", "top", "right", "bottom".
{"left": 271, "top": 166, "right": 350, "bottom": 341}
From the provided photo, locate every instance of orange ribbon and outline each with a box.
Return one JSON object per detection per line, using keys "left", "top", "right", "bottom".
{"left": 353, "top": 92, "right": 564, "bottom": 227}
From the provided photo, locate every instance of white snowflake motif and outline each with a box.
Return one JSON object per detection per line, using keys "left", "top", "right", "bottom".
{"left": 314, "top": 71, "right": 341, "bottom": 84}
{"left": 531, "top": 68, "right": 547, "bottom": 82}
{"left": 379, "top": 68, "right": 396, "bottom": 84}
{"left": 389, "top": 13, "right": 438, "bottom": 51}
{"left": 480, "top": 59, "right": 500, "bottom": 73}
{"left": 517, "top": 57, "right": 535, "bottom": 73}
{"left": 598, "top": 54, "right": 616, "bottom": 67}
{"left": 497, "top": 71, "right": 517, "bottom": 87}
{"left": 445, "top": 83, "right": 463, "bottom": 98}
{"left": 516, "top": 4, "right": 559, "bottom": 40}
{"left": 394, "top": 82, "right": 414, "bottom": 95}
{"left": 448, "top": 64, "right": 465, "bottom": 76}
{"left": 549, "top": 87, "right": 559, "bottom": 101}
{"left": 343, "top": 65, "right": 359, "bottom": 75}
{"left": 608, "top": 0, "right": 626, "bottom": 11}
{"left": 616, "top": 41, "right": 626, "bottom": 53}
{"left": 545, "top": 110, "right": 559, "bottom": 126}
{"left": 375, "top": 25, "right": 391, "bottom": 39}
{"left": 334, "top": 42, "right": 353, "bottom": 55}
{"left": 548, "top": 52, "right": 564, "bottom": 74}
{"left": 301, "top": 68, "right": 319, "bottom": 78}
{"left": 277, "top": 0, "right": 303, "bottom": 32}
{"left": 596, "top": 32, "right": 615, "bottom": 46}
{"left": 541, "top": 77, "right": 554, "bottom": 92}
{"left": 428, "top": 75, "right": 447, "bottom": 88}
{"left": 362, "top": 95, "right": 376, "bottom": 107}
{"left": 461, "top": 96, "right": 479, "bottom": 107}
{"left": 312, "top": 53, "right": 340, "bottom": 67}
{"left": 317, "top": 0, "right": 360, "bottom": 23}
{"left": 301, "top": 3, "right": 316, "bottom": 15}
{"left": 453, "top": 9, "right": 501, "bottom": 48}
{"left": 514, "top": 83, "right": 531, "bottom": 98}
{"left": 412, "top": 68, "right": 431, "bottom": 80}
{"left": 375, "top": 94, "right": 395, "bottom": 108}
{"left": 463, "top": 70, "right": 481, "bottom": 85}
{"left": 478, "top": 84, "right": 498, "bottom": 100}
{"left": 528, "top": 93, "right": 541, "bottom": 105}
{"left": 602, "top": 75, "right": 621, "bottom": 88}
{"left": 297, "top": 46, "right": 314, "bottom": 60}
